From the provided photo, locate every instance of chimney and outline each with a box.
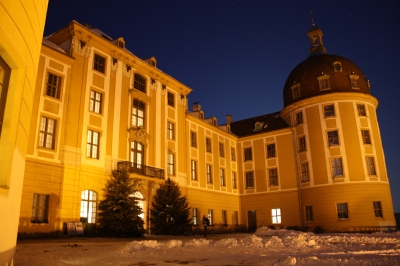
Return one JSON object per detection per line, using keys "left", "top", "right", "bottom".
{"left": 192, "top": 102, "right": 201, "bottom": 112}
{"left": 226, "top": 114, "right": 232, "bottom": 125}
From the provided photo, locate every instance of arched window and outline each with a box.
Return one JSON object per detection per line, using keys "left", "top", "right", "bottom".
{"left": 130, "top": 141, "right": 144, "bottom": 168}
{"left": 80, "top": 190, "right": 97, "bottom": 223}
{"left": 134, "top": 73, "right": 146, "bottom": 93}
{"left": 132, "top": 99, "right": 145, "bottom": 128}
{"left": 130, "top": 191, "right": 144, "bottom": 219}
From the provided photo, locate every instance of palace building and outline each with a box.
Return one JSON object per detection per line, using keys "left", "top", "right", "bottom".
{"left": 16, "top": 20, "right": 396, "bottom": 239}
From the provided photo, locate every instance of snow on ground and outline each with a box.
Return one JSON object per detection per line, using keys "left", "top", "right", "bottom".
{"left": 16, "top": 228, "right": 400, "bottom": 266}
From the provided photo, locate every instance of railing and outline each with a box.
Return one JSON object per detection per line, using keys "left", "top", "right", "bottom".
{"left": 117, "top": 161, "right": 164, "bottom": 180}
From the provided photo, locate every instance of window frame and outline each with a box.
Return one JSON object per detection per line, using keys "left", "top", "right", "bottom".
{"left": 132, "top": 99, "right": 146, "bottom": 128}
{"left": 87, "top": 129, "right": 100, "bottom": 159}
{"left": 324, "top": 104, "right": 335, "bottom": 118}
{"left": 206, "top": 137, "right": 212, "bottom": 153}
{"left": 318, "top": 76, "right": 330, "bottom": 90}
{"left": 220, "top": 168, "right": 225, "bottom": 186}
{"left": 190, "top": 131, "right": 197, "bottom": 148}
{"left": 134, "top": 73, "right": 146, "bottom": 93}
{"left": 39, "top": 116, "right": 57, "bottom": 150}
{"left": 31, "top": 193, "right": 50, "bottom": 223}
{"left": 336, "top": 203, "right": 349, "bottom": 220}
{"left": 45, "top": 72, "right": 62, "bottom": 99}
{"left": 271, "top": 208, "right": 281, "bottom": 224}
{"left": 331, "top": 157, "right": 344, "bottom": 178}
{"left": 361, "top": 130, "right": 371, "bottom": 144}
{"left": 206, "top": 164, "right": 212, "bottom": 183}
{"left": 0, "top": 56, "right": 11, "bottom": 137}
{"left": 80, "top": 190, "right": 97, "bottom": 223}
{"left": 208, "top": 209, "right": 213, "bottom": 225}
{"left": 233, "top": 211, "right": 239, "bottom": 226}
{"left": 219, "top": 142, "right": 225, "bottom": 158}
{"left": 366, "top": 156, "right": 376, "bottom": 176}
{"left": 327, "top": 130, "right": 339, "bottom": 146}
{"left": 167, "top": 91, "right": 175, "bottom": 107}
{"left": 373, "top": 201, "right": 383, "bottom": 218}
{"left": 192, "top": 208, "right": 198, "bottom": 225}
{"left": 167, "top": 153, "right": 175, "bottom": 176}
{"left": 130, "top": 141, "right": 144, "bottom": 168}
{"left": 191, "top": 160, "right": 197, "bottom": 181}
{"left": 298, "top": 136, "right": 306, "bottom": 152}
{"left": 295, "top": 111, "right": 303, "bottom": 125}
{"left": 93, "top": 53, "right": 106, "bottom": 74}
{"left": 267, "top": 143, "right": 276, "bottom": 158}
{"left": 305, "top": 206, "right": 313, "bottom": 222}
{"left": 244, "top": 147, "right": 252, "bottom": 161}
{"left": 300, "top": 162, "right": 310, "bottom": 182}
{"left": 357, "top": 104, "right": 366, "bottom": 116}
{"left": 89, "top": 90, "right": 102, "bottom": 114}
{"left": 291, "top": 84, "right": 300, "bottom": 99}
{"left": 167, "top": 121, "right": 175, "bottom": 140}
{"left": 232, "top": 171, "right": 237, "bottom": 189}
{"left": 245, "top": 171, "right": 254, "bottom": 189}
{"left": 222, "top": 210, "right": 227, "bottom": 225}
{"left": 231, "top": 147, "right": 236, "bottom": 161}
{"left": 269, "top": 168, "right": 279, "bottom": 186}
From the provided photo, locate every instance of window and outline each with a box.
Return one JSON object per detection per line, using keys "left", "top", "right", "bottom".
{"left": 373, "top": 202, "right": 383, "bottom": 218}
{"left": 190, "top": 131, "right": 197, "bottom": 147}
{"left": 324, "top": 104, "right": 335, "bottom": 117}
{"left": 167, "top": 92, "right": 175, "bottom": 107}
{"left": 39, "top": 117, "right": 56, "bottom": 149}
{"left": 327, "top": 130, "right": 339, "bottom": 146}
{"left": 0, "top": 56, "right": 11, "bottom": 137}
{"left": 272, "top": 208, "right": 281, "bottom": 224}
{"left": 222, "top": 210, "right": 227, "bottom": 225}
{"left": 269, "top": 168, "right": 279, "bottom": 186}
{"left": 167, "top": 122, "right": 174, "bottom": 140}
{"left": 206, "top": 164, "right": 212, "bottom": 183}
{"left": 206, "top": 137, "right": 212, "bottom": 153}
{"left": 89, "top": 90, "right": 102, "bottom": 114}
{"left": 337, "top": 203, "right": 349, "bottom": 220}
{"left": 291, "top": 84, "right": 300, "bottom": 99}
{"left": 233, "top": 211, "right": 239, "bottom": 225}
{"left": 167, "top": 153, "right": 175, "bottom": 175}
{"left": 318, "top": 76, "right": 330, "bottom": 90}
{"left": 232, "top": 172, "right": 237, "bottom": 189}
{"left": 94, "top": 54, "right": 106, "bottom": 73}
{"left": 349, "top": 75, "right": 359, "bottom": 89}
{"left": 295, "top": 111, "right": 303, "bottom": 125}
{"left": 132, "top": 99, "right": 145, "bottom": 127}
{"left": 46, "top": 73, "right": 62, "bottom": 99}
{"left": 80, "top": 190, "right": 97, "bottom": 223}
{"left": 366, "top": 157, "right": 376, "bottom": 175}
{"left": 134, "top": 73, "right": 146, "bottom": 93}
{"left": 244, "top": 148, "right": 252, "bottom": 161}
{"left": 219, "top": 143, "right": 225, "bottom": 157}
{"left": 220, "top": 168, "right": 225, "bottom": 186}
{"left": 245, "top": 171, "right": 254, "bottom": 188}
{"left": 361, "top": 130, "right": 371, "bottom": 144}
{"left": 267, "top": 144, "right": 276, "bottom": 158}
{"left": 357, "top": 104, "right": 366, "bottom": 116}
{"left": 31, "top": 194, "right": 49, "bottom": 223}
{"left": 231, "top": 147, "right": 236, "bottom": 161}
{"left": 87, "top": 130, "right": 100, "bottom": 159}
{"left": 331, "top": 158, "right": 343, "bottom": 177}
{"left": 298, "top": 136, "right": 306, "bottom": 152}
{"left": 208, "top": 209, "right": 213, "bottom": 225}
{"left": 191, "top": 160, "right": 197, "bottom": 180}
{"left": 305, "top": 206, "right": 313, "bottom": 222}
{"left": 130, "top": 141, "right": 144, "bottom": 168}
{"left": 300, "top": 163, "right": 310, "bottom": 182}
{"left": 192, "top": 208, "right": 198, "bottom": 225}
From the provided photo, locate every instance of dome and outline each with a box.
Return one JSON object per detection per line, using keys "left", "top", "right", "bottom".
{"left": 283, "top": 25, "right": 371, "bottom": 107}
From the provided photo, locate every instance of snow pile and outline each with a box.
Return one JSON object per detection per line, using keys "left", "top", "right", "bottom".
{"left": 264, "top": 236, "right": 284, "bottom": 247}
{"left": 240, "top": 235, "right": 264, "bottom": 247}
{"left": 184, "top": 238, "right": 212, "bottom": 246}
{"left": 214, "top": 238, "right": 239, "bottom": 247}
{"left": 121, "top": 240, "right": 160, "bottom": 253}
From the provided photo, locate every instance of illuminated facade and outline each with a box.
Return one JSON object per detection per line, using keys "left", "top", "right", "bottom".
{"left": 0, "top": 0, "right": 49, "bottom": 265}
{"left": 17, "top": 20, "right": 396, "bottom": 239}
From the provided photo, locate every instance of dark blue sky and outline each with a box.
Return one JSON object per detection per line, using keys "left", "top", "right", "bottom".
{"left": 44, "top": 1, "right": 400, "bottom": 212}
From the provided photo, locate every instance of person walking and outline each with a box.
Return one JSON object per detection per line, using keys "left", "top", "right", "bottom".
{"left": 202, "top": 215, "right": 209, "bottom": 237}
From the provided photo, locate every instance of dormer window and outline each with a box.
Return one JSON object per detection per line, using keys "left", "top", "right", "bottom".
{"left": 317, "top": 75, "right": 330, "bottom": 91}
{"left": 117, "top": 37, "right": 125, "bottom": 49}
{"left": 254, "top": 122, "right": 264, "bottom": 131}
{"left": 212, "top": 118, "right": 217, "bottom": 126}
{"left": 349, "top": 75, "right": 359, "bottom": 89}
{"left": 291, "top": 84, "right": 300, "bottom": 100}
{"left": 200, "top": 112, "right": 204, "bottom": 120}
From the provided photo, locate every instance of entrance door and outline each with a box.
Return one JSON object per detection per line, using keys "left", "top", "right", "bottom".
{"left": 247, "top": 210, "right": 257, "bottom": 232}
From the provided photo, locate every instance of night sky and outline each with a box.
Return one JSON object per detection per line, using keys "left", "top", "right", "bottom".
{"left": 44, "top": 1, "right": 400, "bottom": 212}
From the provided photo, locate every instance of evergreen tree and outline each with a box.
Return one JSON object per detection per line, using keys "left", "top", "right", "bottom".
{"left": 150, "top": 178, "right": 191, "bottom": 235}
{"left": 98, "top": 166, "right": 145, "bottom": 237}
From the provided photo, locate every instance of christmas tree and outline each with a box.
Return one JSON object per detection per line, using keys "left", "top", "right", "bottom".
{"left": 98, "top": 166, "right": 145, "bottom": 237}
{"left": 150, "top": 178, "right": 191, "bottom": 235}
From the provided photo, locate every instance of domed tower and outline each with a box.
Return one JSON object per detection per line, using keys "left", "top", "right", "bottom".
{"left": 280, "top": 19, "right": 396, "bottom": 231}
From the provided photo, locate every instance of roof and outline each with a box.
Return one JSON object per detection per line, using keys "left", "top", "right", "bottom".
{"left": 230, "top": 112, "right": 289, "bottom": 137}
{"left": 42, "top": 38, "right": 67, "bottom": 54}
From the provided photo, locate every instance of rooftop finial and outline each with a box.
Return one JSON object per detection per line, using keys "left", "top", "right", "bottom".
{"left": 310, "top": 11, "right": 315, "bottom": 27}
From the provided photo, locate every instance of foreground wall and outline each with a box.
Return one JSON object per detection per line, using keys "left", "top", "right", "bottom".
{"left": 0, "top": 0, "right": 49, "bottom": 265}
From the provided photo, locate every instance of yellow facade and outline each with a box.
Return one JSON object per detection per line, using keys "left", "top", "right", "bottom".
{"left": 17, "top": 20, "right": 396, "bottom": 240}
{"left": 0, "top": 0, "right": 49, "bottom": 265}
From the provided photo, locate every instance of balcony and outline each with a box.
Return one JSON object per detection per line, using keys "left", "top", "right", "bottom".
{"left": 117, "top": 161, "right": 164, "bottom": 180}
